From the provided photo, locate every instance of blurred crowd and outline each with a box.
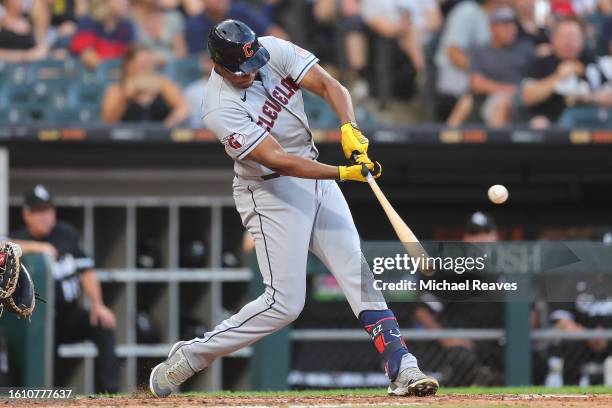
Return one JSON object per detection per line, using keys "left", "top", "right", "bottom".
{"left": 0, "top": 0, "right": 610, "bottom": 128}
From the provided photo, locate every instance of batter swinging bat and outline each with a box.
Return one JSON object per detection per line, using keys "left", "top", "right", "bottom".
{"left": 364, "top": 169, "right": 435, "bottom": 276}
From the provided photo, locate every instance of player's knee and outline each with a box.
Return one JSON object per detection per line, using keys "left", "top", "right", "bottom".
{"left": 276, "top": 294, "right": 305, "bottom": 324}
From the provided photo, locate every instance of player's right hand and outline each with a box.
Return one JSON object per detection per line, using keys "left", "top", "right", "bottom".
{"left": 338, "top": 161, "right": 382, "bottom": 182}
{"left": 341, "top": 122, "right": 369, "bottom": 161}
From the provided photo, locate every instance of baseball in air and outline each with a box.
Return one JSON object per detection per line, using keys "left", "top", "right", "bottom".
{"left": 488, "top": 185, "right": 509, "bottom": 204}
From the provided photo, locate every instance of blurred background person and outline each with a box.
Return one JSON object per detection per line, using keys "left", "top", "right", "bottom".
{"left": 434, "top": 0, "right": 498, "bottom": 122}
{"left": 521, "top": 17, "right": 611, "bottom": 129}
{"left": 0, "top": 0, "right": 48, "bottom": 63}
{"left": 101, "top": 45, "right": 190, "bottom": 126}
{"left": 309, "top": 0, "right": 369, "bottom": 100}
{"left": 546, "top": 229, "right": 612, "bottom": 386}
{"left": 361, "top": 0, "right": 426, "bottom": 75}
{"left": 131, "top": 0, "right": 187, "bottom": 65}
{"left": 413, "top": 212, "right": 503, "bottom": 386}
{"left": 70, "top": 0, "right": 134, "bottom": 70}
{"left": 514, "top": 0, "right": 550, "bottom": 49}
{"left": 184, "top": 54, "right": 212, "bottom": 128}
{"left": 360, "top": 0, "right": 425, "bottom": 107}
{"left": 185, "top": 0, "right": 287, "bottom": 55}
{"left": 9, "top": 185, "right": 119, "bottom": 393}
{"left": 468, "top": 6, "right": 535, "bottom": 127}
{"left": 30, "top": 0, "right": 88, "bottom": 58}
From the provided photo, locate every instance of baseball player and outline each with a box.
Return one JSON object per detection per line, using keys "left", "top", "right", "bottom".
{"left": 150, "top": 19, "right": 438, "bottom": 397}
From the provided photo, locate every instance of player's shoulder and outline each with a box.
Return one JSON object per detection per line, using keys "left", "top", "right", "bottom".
{"left": 202, "top": 70, "right": 243, "bottom": 115}
{"left": 259, "top": 36, "right": 300, "bottom": 55}
{"left": 54, "top": 221, "right": 80, "bottom": 239}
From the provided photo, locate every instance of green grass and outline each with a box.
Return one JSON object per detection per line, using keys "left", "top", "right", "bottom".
{"left": 174, "top": 385, "right": 612, "bottom": 398}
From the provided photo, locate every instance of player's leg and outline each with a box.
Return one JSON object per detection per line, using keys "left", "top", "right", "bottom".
{"left": 150, "top": 177, "right": 317, "bottom": 397}
{"left": 55, "top": 307, "right": 120, "bottom": 393}
{"left": 309, "top": 180, "right": 438, "bottom": 396}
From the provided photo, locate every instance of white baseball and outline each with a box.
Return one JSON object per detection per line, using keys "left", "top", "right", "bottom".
{"left": 488, "top": 185, "right": 509, "bottom": 204}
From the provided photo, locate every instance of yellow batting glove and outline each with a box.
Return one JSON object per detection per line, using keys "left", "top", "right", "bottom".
{"left": 352, "top": 153, "right": 373, "bottom": 166}
{"left": 338, "top": 161, "right": 382, "bottom": 182}
{"left": 341, "top": 122, "right": 369, "bottom": 162}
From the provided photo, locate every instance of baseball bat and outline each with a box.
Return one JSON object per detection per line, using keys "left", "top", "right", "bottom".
{"left": 365, "top": 172, "right": 435, "bottom": 276}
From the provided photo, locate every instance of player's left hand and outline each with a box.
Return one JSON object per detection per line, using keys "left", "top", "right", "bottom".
{"left": 90, "top": 303, "right": 117, "bottom": 329}
{"left": 339, "top": 161, "right": 382, "bottom": 182}
{"left": 341, "top": 122, "right": 369, "bottom": 162}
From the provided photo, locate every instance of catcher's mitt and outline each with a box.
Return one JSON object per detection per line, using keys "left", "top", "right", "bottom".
{"left": 0, "top": 242, "right": 36, "bottom": 319}
{"left": 0, "top": 242, "right": 21, "bottom": 300}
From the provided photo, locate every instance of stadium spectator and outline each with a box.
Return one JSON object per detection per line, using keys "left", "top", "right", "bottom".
{"left": 70, "top": 0, "right": 134, "bottom": 70}
{"left": 522, "top": 17, "right": 612, "bottom": 129}
{"left": 602, "top": 15, "right": 612, "bottom": 54}
{"left": 0, "top": 0, "right": 49, "bottom": 63}
{"left": 514, "top": 0, "right": 550, "bottom": 48}
{"left": 434, "top": 0, "right": 498, "bottom": 121}
{"left": 305, "top": 0, "right": 368, "bottom": 99}
{"left": 10, "top": 185, "right": 119, "bottom": 393}
{"left": 547, "top": 229, "right": 612, "bottom": 385}
{"left": 131, "top": 0, "right": 187, "bottom": 64}
{"left": 361, "top": 0, "right": 426, "bottom": 74}
{"left": 185, "top": 0, "right": 288, "bottom": 55}
{"left": 413, "top": 212, "right": 504, "bottom": 386}
{"left": 469, "top": 6, "right": 534, "bottom": 127}
{"left": 101, "top": 45, "right": 190, "bottom": 126}
{"left": 184, "top": 54, "right": 213, "bottom": 127}
{"left": 29, "top": 0, "right": 89, "bottom": 58}
{"left": 155, "top": 0, "right": 202, "bottom": 15}
{"left": 405, "top": 0, "right": 443, "bottom": 48}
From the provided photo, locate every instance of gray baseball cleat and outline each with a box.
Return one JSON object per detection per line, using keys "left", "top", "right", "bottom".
{"left": 388, "top": 357, "right": 439, "bottom": 397}
{"left": 149, "top": 342, "right": 195, "bottom": 398}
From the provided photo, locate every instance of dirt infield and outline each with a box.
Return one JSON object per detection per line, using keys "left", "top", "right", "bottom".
{"left": 4, "top": 393, "right": 612, "bottom": 407}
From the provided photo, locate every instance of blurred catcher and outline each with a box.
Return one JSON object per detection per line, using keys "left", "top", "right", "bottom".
{"left": 0, "top": 241, "right": 36, "bottom": 319}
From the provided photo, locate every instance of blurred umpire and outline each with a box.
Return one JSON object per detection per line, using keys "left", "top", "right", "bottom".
{"left": 10, "top": 185, "right": 119, "bottom": 393}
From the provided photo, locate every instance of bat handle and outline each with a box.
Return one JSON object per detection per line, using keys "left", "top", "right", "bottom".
{"left": 351, "top": 152, "right": 375, "bottom": 183}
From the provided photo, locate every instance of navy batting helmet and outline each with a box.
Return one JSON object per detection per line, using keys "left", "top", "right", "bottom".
{"left": 208, "top": 19, "right": 270, "bottom": 76}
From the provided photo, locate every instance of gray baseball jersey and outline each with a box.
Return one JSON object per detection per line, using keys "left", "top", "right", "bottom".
{"left": 176, "top": 37, "right": 419, "bottom": 375}
{"left": 203, "top": 36, "right": 319, "bottom": 178}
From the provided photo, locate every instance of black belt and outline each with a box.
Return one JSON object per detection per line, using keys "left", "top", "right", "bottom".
{"left": 261, "top": 173, "right": 280, "bottom": 180}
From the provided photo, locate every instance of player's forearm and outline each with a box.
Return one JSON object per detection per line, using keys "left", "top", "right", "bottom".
{"left": 522, "top": 75, "right": 558, "bottom": 106}
{"left": 321, "top": 78, "right": 355, "bottom": 125}
{"left": 447, "top": 45, "right": 469, "bottom": 70}
{"left": 268, "top": 153, "right": 340, "bottom": 180}
{"left": 470, "top": 74, "right": 515, "bottom": 95}
{"left": 80, "top": 270, "right": 104, "bottom": 307}
{"left": 11, "top": 239, "right": 45, "bottom": 254}
{"left": 555, "top": 318, "right": 583, "bottom": 332}
{"left": 414, "top": 306, "right": 443, "bottom": 330}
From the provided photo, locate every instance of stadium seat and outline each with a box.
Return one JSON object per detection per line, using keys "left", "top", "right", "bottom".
{"left": 26, "top": 59, "right": 78, "bottom": 85}
{"left": 164, "top": 56, "right": 203, "bottom": 88}
{"left": 0, "top": 62, "right": 28, "bottom": 85}
{"left": 0, "top": 81, "right": 70, "bottom": 122}
{"left": 0, "top": 107, "right": 29, "bottom": 124}
{"left": 75, "top": 61, "right": 100, "bottom": 84}
{"left": 0, "top": 83, "right": 35, "bottom": 110}
{"left": 67, "top": 83, "right": 105, "bottom": 110}
{"left": 96, "top": 59, "right": 123, "bottom": 83}
{"left": 42, "top": 106, "right": 100, "bottom": 124}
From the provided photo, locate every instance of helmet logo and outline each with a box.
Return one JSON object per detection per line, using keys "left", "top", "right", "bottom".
{"left": 243, "top": 42, "right": 254, "bottom": 58}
